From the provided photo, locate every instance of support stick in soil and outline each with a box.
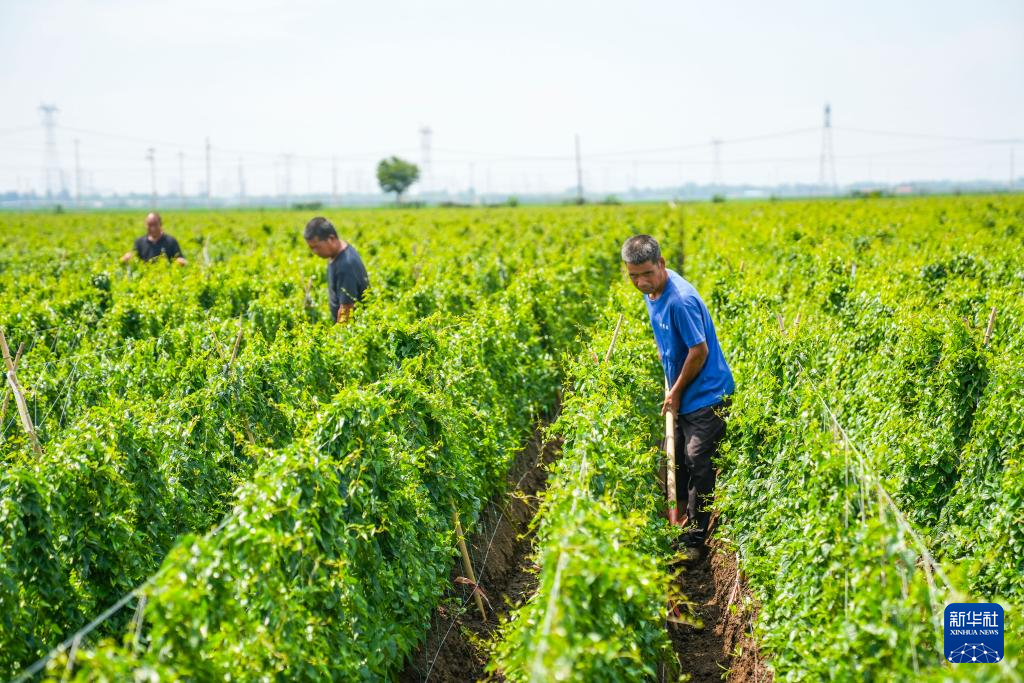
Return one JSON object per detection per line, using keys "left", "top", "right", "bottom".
{"left": 0, "top": 329, "right": 43, "bottom": 456}
{"left": 0, "top": 340, "right": 24, "bottom": 432}
{"left": 983, "top": 306, "right": 997, "bottom": 346}
{"left": 451, "top": 504, "right": 487, "bottom": 622}
{"left": 604, "top": 314, "right": 624, "bottom": 363}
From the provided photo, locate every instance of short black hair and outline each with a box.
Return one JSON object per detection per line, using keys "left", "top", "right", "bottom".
{"left": 304, "top": 216, "right": 338, "bottom": 241}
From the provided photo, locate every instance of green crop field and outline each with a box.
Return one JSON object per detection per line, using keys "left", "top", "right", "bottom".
{"left": 1, "top": 196, "right": 1021, "bottom": 681}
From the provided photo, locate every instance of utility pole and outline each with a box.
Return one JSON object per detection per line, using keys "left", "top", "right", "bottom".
{"left": 145, "top": 147, "right": 156, "bottom": 208}
{"left": 818, "top": 103, "right": 838, "bottom": 195}
{"left": 1011, "top": 148, "right": 1016, "bottom": 192}
{"left": 238, "top": 157, "right": 245, "bottom": 205}
{"left": 712, "top": 138, "right": 722, "bottom": 190}
{"left": 178, "top": 151, "right": 185, "bottom": 207}
{"left": 331, "top": 156, "right": 338, "bottom": 206}
{"left": 38, "top": 104, "right": 61, "bottom": 199}
{"left": 282, "top": 153, "right": 294, "bottom": 207}
{"left": 420, "top": 126, "right": 432, "bottom": 195}
{"left": 574, "top": 133, "right": 583, "bottom": 203}
{"left": 73, "top": 138, "right": 81, "bottom": 207}
{"left": 205, "top": 137, "right": 212, "bottom": 205}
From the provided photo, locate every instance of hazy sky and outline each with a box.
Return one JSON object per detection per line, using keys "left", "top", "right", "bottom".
{"left": 1, "top": 0, "right": 1021, "bottom": 196}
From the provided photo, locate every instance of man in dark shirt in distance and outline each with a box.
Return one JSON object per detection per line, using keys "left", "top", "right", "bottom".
{"left": 120, "top": 212, "right": 186, "bottom": 265}
{"left": 303, "top": 216, "right": 370, "bottom": 324}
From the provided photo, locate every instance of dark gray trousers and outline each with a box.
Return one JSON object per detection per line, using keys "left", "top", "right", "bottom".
{"left": 674, "top": 401, "right": 728, "bottom": 537}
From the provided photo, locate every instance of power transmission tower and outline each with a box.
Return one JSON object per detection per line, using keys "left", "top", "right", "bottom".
{"left": 145, "top": 147, "right": 156, "bottom": 208}
{"left": 818, "top": 103, "right": 838, "bottom": 195}
{"left": 420, "top": 126, "right": 432, "bottom": 195}
{"left": 73, "top": 138, "right": 81, "bottom": 207}
{"left": 205, "top": 137, "right": 212, "bottom": 205}
{"left": 38, "top": 104, "right": 62, "bottom": 199}
{"left": 574, "top": 134, "right": 583, "bottom": 203}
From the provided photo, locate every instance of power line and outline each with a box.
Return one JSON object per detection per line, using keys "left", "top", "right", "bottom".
{"left": 0, "top": 125, "right": 38, "bottom": 137}
{"left": 588, "top": 126, "right": 821, "bottom": 159}
{"left": 428, "top": 126, "right": 822, "bottom": 164}
{"left": 834, "top": 126, "right": 1023, "bottom": 145}
{"left": 28, "top": 120, "right": 1021, "bottom": 162}
{"left": 0, "top": 118, "right": 1019, "bottom": 199}
{"left": 53, "top": 124, "right": 404, "bottom": 163}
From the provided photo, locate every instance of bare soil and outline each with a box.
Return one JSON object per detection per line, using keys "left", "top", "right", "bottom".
{"left": 398, "top": 424, "right": 560, "bottom": 683}
{"left": 667, "top": 515, "right": 773, "bottom": 682}
{"left": 400, "top": 428, "right": 773, "bottom": 683}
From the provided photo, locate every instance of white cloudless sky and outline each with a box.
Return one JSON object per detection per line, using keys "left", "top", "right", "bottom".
{"left": 1, "top": 0, "right": 1021, "bottom": 196}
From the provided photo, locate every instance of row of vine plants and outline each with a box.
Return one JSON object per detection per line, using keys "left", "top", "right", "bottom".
{"left": 1, "top": 206, "right": 668, "bottom": 679}
{"left": 696, "top": 196, "right": 1024, "bottom": 680}
{"left": 490, "top": 286, "right": 684, "bottom": 681}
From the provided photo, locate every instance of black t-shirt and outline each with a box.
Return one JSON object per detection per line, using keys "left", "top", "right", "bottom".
{"left": 327, "top": 245, "right": 369, "bottom": 321}
{"left": 134, "top": 234, "right": 183, "bottom": 261}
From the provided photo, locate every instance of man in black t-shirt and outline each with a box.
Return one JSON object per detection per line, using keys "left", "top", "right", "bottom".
{"left": 121, "top": 212, "right": 187, "bottom": 265}
{"left": 303, "top": 216, "right": 369, "bottom": 323}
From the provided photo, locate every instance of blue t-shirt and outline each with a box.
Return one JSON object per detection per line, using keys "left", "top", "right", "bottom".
{"left": 644, "top": 269, "right": 734, "bottom": 414}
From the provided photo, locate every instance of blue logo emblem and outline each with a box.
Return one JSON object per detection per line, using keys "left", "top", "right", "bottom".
{"left": 944, "top": 603, "right": 1004, "bottom": 664}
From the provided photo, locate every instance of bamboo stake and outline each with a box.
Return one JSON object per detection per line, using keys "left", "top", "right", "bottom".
{"left": 665, "top": 377, "right": 681, "bottom": 526}
{"left": 983, "top": 306, "right": 997, "bottom": 346}
{"left": 303, "top": 275, "right": 314, "bottom": 308}
{"left": 0, "top": 330, "right": 43, "bottom": 456}
{"left": 228, "top": 324, "right": 244, "bottom": 369}
{"left": 0, "top": 341, "right": 24, "bottom": 432}
{"left": 451, "top": 505, "right": 486, "bottom": 621}
{"left": 604, "top": 314, "right": 624, "bottom": 363}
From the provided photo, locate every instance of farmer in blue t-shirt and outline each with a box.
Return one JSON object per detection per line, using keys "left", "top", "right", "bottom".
{"left": 622, "top": 234, "right": 734, "bottom": 552}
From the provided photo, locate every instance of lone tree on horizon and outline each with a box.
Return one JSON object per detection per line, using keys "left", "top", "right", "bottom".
{"left": 376, "top": 156, "right": 419, "bottom": 204}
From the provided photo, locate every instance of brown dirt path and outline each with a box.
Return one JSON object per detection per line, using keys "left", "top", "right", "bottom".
{"left": 667, "top": 518, "right": 773, "bottom": 682}
{"left": 398, "top": 424, "right": 560, "bottom": 683}
{"left": 400, "top": 426, "right": 773, "bottom": 683}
